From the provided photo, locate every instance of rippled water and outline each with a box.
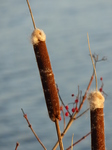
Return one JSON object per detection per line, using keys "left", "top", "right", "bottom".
{"left": 0, "top": 0, "right": 112, "bottom": 150}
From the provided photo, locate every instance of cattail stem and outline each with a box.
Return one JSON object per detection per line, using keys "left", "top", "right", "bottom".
{"left": 31, "top": 29, "right": 63, "bottom": 149}
{"left": 55, "top": 118, "right": 64, "bottom": 150}
{"left": 26, "top": 0, "right": 36, "bottom": 29}
{"left": 88, "top": 91, "right": 105, "bottom": 150}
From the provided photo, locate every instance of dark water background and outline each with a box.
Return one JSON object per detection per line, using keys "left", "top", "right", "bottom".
{"left": 0, "top": 0, "right": 112, "bottom": 150}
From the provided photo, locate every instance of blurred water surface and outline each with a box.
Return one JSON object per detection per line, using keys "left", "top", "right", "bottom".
{"left": 0, "top": 0, "right": 112, "bottom": 150}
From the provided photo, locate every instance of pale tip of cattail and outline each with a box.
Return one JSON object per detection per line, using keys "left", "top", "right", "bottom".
{"left": 87, "top": 90, "right": 105, "bottom": 111}
{"left": 31, "top": 28, "right": 46, "bottom": 45}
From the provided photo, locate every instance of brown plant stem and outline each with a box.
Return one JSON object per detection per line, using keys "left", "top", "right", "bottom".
{"left": 78, "top": 75, "right": 94, "bottom": 111}
{"left": 21, "top": 108, "right": 47, "bottom": 150}
{"left": 26, "top": 0, "right": 36, "bottom": 29}
{"left": 73, "top": 108, "right": 89, "bottom": 121}
{"left": 55, "top": 118, "right": 64, "bottom": 150}
{"left": 15, "top": 142, "right": 19, "bottom": 150}
{"left": 66, "top": 132, "right": 91, "bottom": 150}
{"left": 52, "top": 74, "right": 94, "bottom": 150}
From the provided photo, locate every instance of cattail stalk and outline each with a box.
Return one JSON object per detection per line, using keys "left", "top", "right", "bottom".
{"left": 88, "top": 91, "right": 105, "bottom": 150}
{"left": 31, "top": 29, "right": 64, "bottom": 150}
{"left": 26, "top": 0, "right": 63, "bottom": 148}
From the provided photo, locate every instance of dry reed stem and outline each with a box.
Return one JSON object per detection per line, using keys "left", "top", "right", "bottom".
{"left": 87, "top": 33, "right": 97, "bottom": 90}
{"left": 52, "top": 74, "right": 94, "bottom": 150}
{"left": 26, "top": 0, "right": 36, "bottom": 29}
{"left": 15, "top": 142, "right": 19, "bottom": 150}
{"left": 21, "top": 109, "right": 47, "bottom": 150}
{"left": 55, "top": 118, "right": 64, "bottom": 150}
{"left": 66, "top": 132, "right": 91, "bottom": 150}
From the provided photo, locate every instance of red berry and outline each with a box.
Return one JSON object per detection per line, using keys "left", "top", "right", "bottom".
{"left": 100, "top": 77, "right": 103, "bottom": 81}
{"left": 65, "top": 105, "right": 69, "bottom": 110}
{"left": 76, "top": 107, "right": 78, "bottom": 112}
{"left": 99, "top": 88, "right": 102, "bottom": 92}
{"left": 75, "top": 99, "right": 78, "bottom": 103}
{"left": 65, "top": 112, "right": 69, "bottom": 117}
{"left": 72, "top": 108, "right": 75, "bottom": 113}
{"left": 59, "top": 116, "right": 62, "bottom": 121}
{"left": 60, "top": 106, "right": 63, "bottom": 111}
{"left": 71, "top": 94, "right": 74, "bottom": 97}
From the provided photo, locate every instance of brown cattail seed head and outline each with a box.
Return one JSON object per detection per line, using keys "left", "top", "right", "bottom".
{"left": 31, "top": 29, "right": 60, "bottom": 122}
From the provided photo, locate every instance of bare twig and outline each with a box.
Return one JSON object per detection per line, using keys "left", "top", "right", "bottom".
{"left": 73, "top": 108, "right": 89, "bottom": 121}
{"left": 15, "top": 142, "right": 19, "bottom": 150}
{"left": 21, "top": 108, "right": 47, "bottom": 150}
{"left": 61, "top": 105, "right": 66, "bottom": 130}
{"left": 53, "top": 74, "right": 94, "bottom": 150}
{"left": 87, "top": 33, "right": 97, "bottom": 90}
{"left": 66, "top": 132, "right": 91, "bottom": 150}
{"left": 58, "top": 88, "right": 72, "bottom": 117}
{"left": 78, "top": 75, "right": 94, "bottom": 112}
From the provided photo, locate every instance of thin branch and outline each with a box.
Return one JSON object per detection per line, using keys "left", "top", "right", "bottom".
{"left": 21, "top": 108, "right": 47, "bottom": 150}
{"left": 73, "top": 108, "right": 89, "bottom": 121}
{"left": 66, "top": 132, "right": 91, "bottom": 150}
{"left": 87, "top": 33, "right": 97, "bottom": 90}
{"left": 52, "top": 74, "right": 94, "bottom": 150}
{"left": 61, "top": 105, "right": 66, "bottom": 130}
{"left": 78, "top": 75, "right": 94, "bottom": 112}
{"left": 58, "top": 91, "right": 72, "bottom": 117}
{"left": 26, "top": 0, "right": 36, "bottom": 29}
{"left": 15, "top": 142, "right": 19, "bottom": 150}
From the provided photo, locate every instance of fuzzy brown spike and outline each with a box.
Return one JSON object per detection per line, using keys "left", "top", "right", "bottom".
{"left": 31, "top": 29, "right": 60, "bottom": 122}
{"left": 88, "top": 91, "right": 105, "bottom": 150}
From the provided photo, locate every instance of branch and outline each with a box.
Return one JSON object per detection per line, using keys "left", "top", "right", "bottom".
{"left": 52, "top": 73, "right": 94, "bottom": 150}
{"left": 15, "top": 142, "right": 19, "bottom": 150}
{"left": 87, "top": 33, "right": 97, "bottom": 90}
{"left": 66, "top": 132, "right": 91, "bottom": 150}
{"left": 21, "top": 108, "right": 47, "bottom": 150}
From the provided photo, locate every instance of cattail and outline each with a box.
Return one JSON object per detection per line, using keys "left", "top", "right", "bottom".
{"left": 26, "top": 1, "right": 63, "bottom": 148}
{"left": 31, "top": 29, "right": 60, "bottom": 122}
{"left": 87, "top": 90, "right": 105, "bottom": 150}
